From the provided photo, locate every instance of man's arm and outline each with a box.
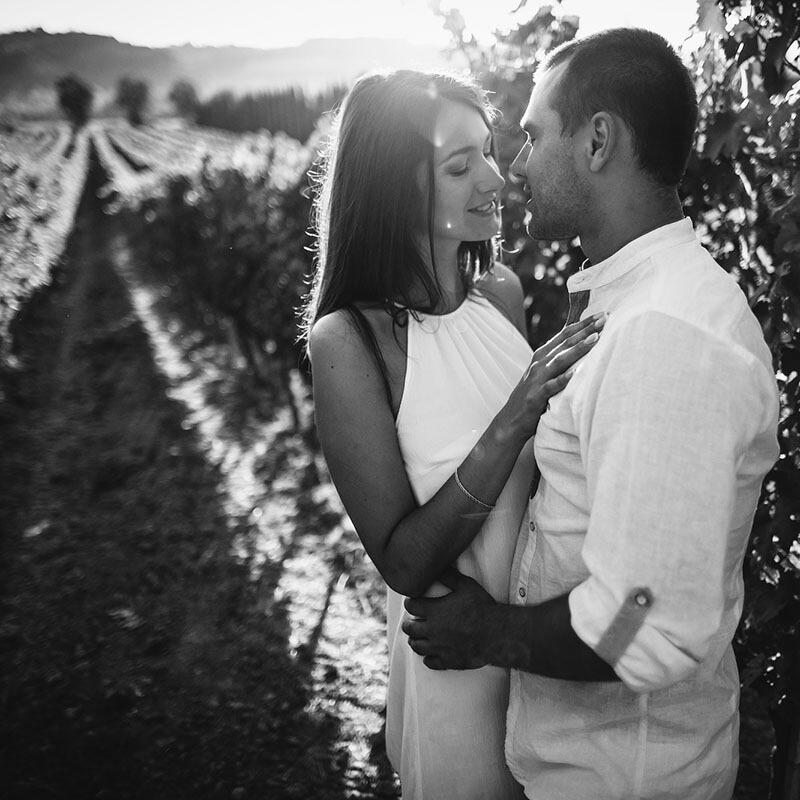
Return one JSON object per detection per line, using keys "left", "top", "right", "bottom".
{"left": 403, "top": 570, "right": 618, "bottom": 680}
{"left": 568, "top": 311, "right": 774, "bottom": 691}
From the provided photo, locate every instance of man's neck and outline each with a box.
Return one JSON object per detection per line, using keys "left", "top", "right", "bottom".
{"left": 579, "top": 191, "right": 684, "bottom": 266}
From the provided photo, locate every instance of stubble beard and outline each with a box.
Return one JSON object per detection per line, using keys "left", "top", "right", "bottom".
{"left": 525, "top": 180, "right": 583, "bottom": 242}
{"left": 525, "top": 206, "right": 578, "bottom": 242}
{"left": 526, "top": 154, "right": 585, "bottom": 242}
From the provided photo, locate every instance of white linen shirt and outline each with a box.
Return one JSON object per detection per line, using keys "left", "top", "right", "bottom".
{"left": 505, "top": 219, "right": 779, "bottom": 800}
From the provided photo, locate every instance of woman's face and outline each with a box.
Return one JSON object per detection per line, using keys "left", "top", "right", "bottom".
{"left": 427, "top": 99, "right": 505, "bottom": 253}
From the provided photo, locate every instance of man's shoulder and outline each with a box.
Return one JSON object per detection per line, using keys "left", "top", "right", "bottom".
{"left": 642, "top": 244, "right": 756, "bottom": 339}
{"left": 606, "top": 274, "right": 773, "bottom": 384}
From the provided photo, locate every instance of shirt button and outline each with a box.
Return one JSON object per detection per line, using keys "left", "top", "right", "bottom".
{"left": 634, "top": 590, "right": 651, "bottom": 607}
{"left": 529, "top": 521, "right": 535, "bottom": 531}
{"left": 518, "top": 587, "right": 526, "bottom": 598}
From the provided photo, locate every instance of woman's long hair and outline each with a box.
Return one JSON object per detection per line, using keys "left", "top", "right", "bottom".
{"left": 300, "top": 69, "right": 500, "bottom": 397}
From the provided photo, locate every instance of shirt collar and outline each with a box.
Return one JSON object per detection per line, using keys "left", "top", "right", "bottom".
{"left": 567, "top": 218, "right": 697, "bottom": 292}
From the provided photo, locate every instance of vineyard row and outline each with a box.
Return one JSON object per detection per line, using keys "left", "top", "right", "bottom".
{"left": 0, "top": 119, "right": 317, "bottom": 362}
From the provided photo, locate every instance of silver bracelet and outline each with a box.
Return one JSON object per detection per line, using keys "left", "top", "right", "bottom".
{"left": 454, "top": 467, "right": 494, "bottom": 511}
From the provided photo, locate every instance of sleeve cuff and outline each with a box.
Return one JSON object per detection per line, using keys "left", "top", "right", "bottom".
{"left": 569, "top": 579, "right": 702, "bottom": 693}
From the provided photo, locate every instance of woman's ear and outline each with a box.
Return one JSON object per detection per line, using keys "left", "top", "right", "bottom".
{"left": 586, "top": 111, "right": 615, "bottom": 173}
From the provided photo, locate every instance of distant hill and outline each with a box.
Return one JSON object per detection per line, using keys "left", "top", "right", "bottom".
{"left": 0, "top": 29, "right": 460, "bottom": 116}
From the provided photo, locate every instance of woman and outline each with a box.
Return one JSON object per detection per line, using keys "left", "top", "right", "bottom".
{"left": 301, "top": 70, "right": 603, "bottom": 799}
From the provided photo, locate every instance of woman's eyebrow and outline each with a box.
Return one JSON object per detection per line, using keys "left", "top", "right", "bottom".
{"left": 440, "top": 144, "right": 475, "bottom": 163}
{"left": 440, "top": 134, "right": 492, "bottom": 164}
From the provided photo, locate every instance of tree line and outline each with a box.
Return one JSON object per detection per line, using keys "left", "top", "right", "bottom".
{"left": 53, "top": 73, "right": 342, "bottom": 141}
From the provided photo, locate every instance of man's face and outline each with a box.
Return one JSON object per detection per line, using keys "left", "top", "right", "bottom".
{"left": 510, "top": 62, "right": 588, "bottom": 241}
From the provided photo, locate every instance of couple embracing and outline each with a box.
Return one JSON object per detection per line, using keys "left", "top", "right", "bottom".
{"left": 301, "top": 27, "right": 779, "bottom": 800}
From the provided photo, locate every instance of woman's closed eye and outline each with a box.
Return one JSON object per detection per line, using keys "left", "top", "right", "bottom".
{"left": 448, "top": 152, "right": 497, "bottom": 177}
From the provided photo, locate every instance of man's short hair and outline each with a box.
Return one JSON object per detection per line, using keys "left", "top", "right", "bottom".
{"left": 541, "top": 28, "right": 698, "bottom": 187}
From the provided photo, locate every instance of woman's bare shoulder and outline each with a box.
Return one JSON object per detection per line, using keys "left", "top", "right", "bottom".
{"left": 309, "top": 307, "right": 407, "bottom": 411}
{"left": 476, "top": 263, "right": 527, "bottom": 335}
{"left": 310, "top": 306, "right": 403, "bottom": 356}
{"left": 478, "top": 262, "right": 523, "bottom": 300}
{"left": 308, "top": 309, "right": 365, "bottom": 363}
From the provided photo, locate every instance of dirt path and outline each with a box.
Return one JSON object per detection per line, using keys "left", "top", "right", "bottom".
{"left": 0, "top": 154, "right": 399, "bottom": 799}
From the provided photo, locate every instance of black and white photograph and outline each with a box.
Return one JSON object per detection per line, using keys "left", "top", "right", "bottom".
{"left": 0, "top": 1, "right": 798, "bottom": 798}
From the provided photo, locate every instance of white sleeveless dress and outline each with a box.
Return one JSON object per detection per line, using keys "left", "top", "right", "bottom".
{"left": 386, "top": 291, "right": 534, "bottom": 799}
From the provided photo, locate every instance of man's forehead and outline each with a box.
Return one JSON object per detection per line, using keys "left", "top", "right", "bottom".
{"left": 520, "top": 85, "right": 548, "bottom": 130}
{"left": 521, "top": 63, "right": 565, "bottom": 127}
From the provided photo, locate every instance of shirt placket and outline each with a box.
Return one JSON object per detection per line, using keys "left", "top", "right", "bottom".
{"left": 514, "top": 514, "right": 537, "bottom": 604}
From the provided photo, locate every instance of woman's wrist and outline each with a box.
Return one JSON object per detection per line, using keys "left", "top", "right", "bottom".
{"left": 488, "top": 405, "right": 535, "bottom": 448}
{"left": 454, "top": 467, "right": 495, "bottom": 511}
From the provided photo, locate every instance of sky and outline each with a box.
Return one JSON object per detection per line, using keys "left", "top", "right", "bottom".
{"left": 0, "top": 0, "right": 700, "bottom": 50}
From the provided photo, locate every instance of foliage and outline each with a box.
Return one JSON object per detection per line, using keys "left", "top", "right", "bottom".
{"left": 54, "top": 73, "right": 93, "bottom": 128}
{"left": 130, "top": 130, "right": 319, "bottom": 427}
{"left": 167, "top": 79, "right": 200, "bottom": 121}
{"left": 196, "top": 85, "right": 345, "bottom": 141}
{"left": 115, "top": 76, "right": 149, "bottom": 126}
{"left": 682, "top": 3, "right": 800, "bottom": 797}
{"left": 436, "top": 1, "right": 799, "bottom": 795}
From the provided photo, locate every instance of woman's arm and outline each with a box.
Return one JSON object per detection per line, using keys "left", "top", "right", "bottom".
{"left": 309, "top": 309, "right": 603, "bottom": 597}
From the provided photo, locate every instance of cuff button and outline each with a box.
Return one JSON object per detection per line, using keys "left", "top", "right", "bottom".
{"left": 633, "top": 589, "right": 652, "bottom": 607}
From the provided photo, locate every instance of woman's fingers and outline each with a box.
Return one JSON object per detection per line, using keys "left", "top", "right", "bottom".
{"left": 514, "top": 315, "right": 605, "bottom": 430}
{"left": 558, "top": 313, "right": 607, "bottom": 351}
{"left": 534, "top": 312, "right": 606, "bottom": 360}
{"left": 524, "top": 325, "right": 601, "bottom": 387}
{"left": 542, "top": 333, "right": 599, "bottom": 381}
{"left": 542, "top": 370, "right": 574, "bottom": 397}
{"left": 545, "top": 313, "right": 599, "bottom": 347}
{"left": 565, "top": 311, "right": 607, "bottom": 337}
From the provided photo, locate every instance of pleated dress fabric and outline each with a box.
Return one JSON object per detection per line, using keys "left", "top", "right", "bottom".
{"left": 386, "top": 291, "right": 534, "bottom": 799}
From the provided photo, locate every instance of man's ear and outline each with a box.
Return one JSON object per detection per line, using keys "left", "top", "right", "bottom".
{"left": 586, "top": 111, "right": 615, "bottom": 173}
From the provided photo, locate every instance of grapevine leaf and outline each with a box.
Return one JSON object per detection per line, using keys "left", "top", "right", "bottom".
{"left": 737, "top": 33, "right": 761, "bottom": 65}
{"left": 696, "top": 0, "right": 727, "bottom": 36}
{"left": 703, "top": 110, "right": 742, "bottom": 159}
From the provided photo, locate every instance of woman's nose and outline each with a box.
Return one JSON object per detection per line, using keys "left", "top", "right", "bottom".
{"left": 509, "top": 148, "right": 527, "bottom": 184}
{"left": 482, "top": 160, "right": 505, "bottom": 192}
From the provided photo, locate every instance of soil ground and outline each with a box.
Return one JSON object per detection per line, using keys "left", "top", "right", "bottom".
{"left": 0, "top": 154, "right": 773, "bottom": 799}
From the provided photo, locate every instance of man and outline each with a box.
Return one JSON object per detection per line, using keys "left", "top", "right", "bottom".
{"left": 402, "top": 28, "right": 779, "bottom": 799}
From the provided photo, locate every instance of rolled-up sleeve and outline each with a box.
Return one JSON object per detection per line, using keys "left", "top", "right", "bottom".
{"left": 568, "top": 310, "right": 771, "bottom": 693}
